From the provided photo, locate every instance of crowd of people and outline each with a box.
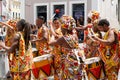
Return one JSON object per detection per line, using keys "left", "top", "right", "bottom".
{"left": 0, "top": 10, "right": 120, "bottom": 80}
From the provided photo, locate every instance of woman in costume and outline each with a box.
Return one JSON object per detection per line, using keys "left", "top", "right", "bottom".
{"left": 0, "top": 19, "right": 33, "bottom": 80}
{"left": 49, "top": 15, "right": 80, "bottom": 79}
{"left": 84, "top": 10, "right": 102, "bottom": 58}
{"left": 49, "top": 17, "right": 63, "bottom": 79}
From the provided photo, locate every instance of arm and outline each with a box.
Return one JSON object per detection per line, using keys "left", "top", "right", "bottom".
{"left": 0, "top": 33, "right": 19, "bottom": 53}
{"left": 31, "top": 38, "right": 47, "bottom": 43}
{"left": 31, "top": 26, "right": 48, "bottom": 42}
{"left": 49, "top": 36, "right": 72, "bottom": 49}
{"left": 93, "top": 30, "right": 115, "bottom": 45}
{"left": 0, "top": 21, "right": 13, "bottom": 30}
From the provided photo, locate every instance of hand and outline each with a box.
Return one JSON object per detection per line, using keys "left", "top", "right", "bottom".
{"left": 0, "top": 41, "right": 5, "bottom": 48}
{"left": 48, "top": 20, "right": 53, "bottom": 26}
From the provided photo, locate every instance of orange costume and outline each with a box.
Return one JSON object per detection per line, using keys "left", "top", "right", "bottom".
{"left": 58, "top": 15, "right": 80, "bottom": 79}
{"left": 36, "top": 26, "right": 50, "bottom": 56}
{"left": 9, "top": 32, "right": 33, "bottom": 80}
{"left": 99, "top": 30, "right": 119, "bottom": 80}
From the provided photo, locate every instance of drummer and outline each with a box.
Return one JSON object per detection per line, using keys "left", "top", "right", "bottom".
{"left": 49, "top": 17, "right": 63, "bottom": 79}
{"left": 84, "top": 11, "right": 102, "bottom": 58}
{"left": 49, "top": 15, "right": 80, "bottom": 79}
{"left": 0, "top": 19, "right": 33, "bottom": 80}
{"left": 0, "top": 20, "right": 17, "bottom": 78}
{"left": 91, "top": 19, "right": 119, "bottom": 80}
{"left": 32, "top": 16, "right": 51, "bottom": 56}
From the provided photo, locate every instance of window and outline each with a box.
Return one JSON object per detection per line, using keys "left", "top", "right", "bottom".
{"left": 53, "top": 5, "right": 64, "bottom": 18}
{"left": 37, "top": 6, "right": 47, "bottom": 22}
{"left": 16, "top": 12, "right": 17, "bottom": 19}
{"left": 19, "top": 13, "right": 20, "bottom": 19}
{"left": 72, "top": 4, "right": 84, "bottom": 25}
{"left": 13, "top": 12, "right": 14, "bottom": 18}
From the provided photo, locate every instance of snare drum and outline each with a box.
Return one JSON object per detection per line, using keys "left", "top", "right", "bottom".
{"left": 84, "top": 57, "right": 105, "bottom": 80}
{"left": 32, "top": 54, "right": 54, "bottom": 79}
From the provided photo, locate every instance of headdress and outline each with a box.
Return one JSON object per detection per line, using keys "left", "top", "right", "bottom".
{"left": 7, "top": 20, "right": 17, "bottom": 30}
{"left": 60, "top": 15, "right": 76, "bottom": 30}
{"left": 88, "top": 10, "right": 100, "bottom": 22}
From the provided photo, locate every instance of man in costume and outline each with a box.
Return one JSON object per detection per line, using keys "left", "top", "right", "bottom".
{"left": 92, "top": 19, "right": 119, "bottom": 80}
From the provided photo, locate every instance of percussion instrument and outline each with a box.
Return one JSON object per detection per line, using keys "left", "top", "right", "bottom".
{"left": 32, "top": 54, "right": 54, "bottom": 79}
{"left": 84, "top": 57, "right": 105, "bottom": 80}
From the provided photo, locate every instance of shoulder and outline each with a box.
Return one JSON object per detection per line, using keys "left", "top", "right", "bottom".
{"left": 14, "top": 33, "right": 20, "bottom": 41}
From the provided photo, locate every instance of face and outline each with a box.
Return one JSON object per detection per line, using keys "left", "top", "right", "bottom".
{"left": 36, "top": 19, "right": 43, "bottom": 27}
{"left": 53, "top": 20, "right": 61, "bottom": 29}
{"left": 97, "top": 25, "right": 105, "bottom": 32}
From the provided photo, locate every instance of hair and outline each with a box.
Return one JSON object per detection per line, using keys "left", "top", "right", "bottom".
{"left": 38, "top": 16, "right": 45, "bottom": 23}
{"left": 53, "top": 17, "right": 59, "bottom": 22}
{"left": 87, "top": 17, "right": 92, "bottom": 23}
{"left": 17, "top": 19, "right": 31, "bottom": 50}
{"left": 98, "top": 19, "right": 110, "bottom": 26}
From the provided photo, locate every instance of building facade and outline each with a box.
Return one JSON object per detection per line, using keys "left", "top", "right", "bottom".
{"left": 25, "top": 0, "right": 120, "bottom": 29}
{"left": 9, "top": 0, "right": 21, "bottom": 20}
{"left": 0, "top": 0, "right": 25, "bottom": 21}
{"left": 0, "top": 0, "right": 9, "bottom": 21}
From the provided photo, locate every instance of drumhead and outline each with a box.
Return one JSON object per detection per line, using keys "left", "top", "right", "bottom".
{"left": 33, "top": 54, "right": 52, "bottom": 62}
{"left": 84, "top": 57, "right": 100, "bottom": 64}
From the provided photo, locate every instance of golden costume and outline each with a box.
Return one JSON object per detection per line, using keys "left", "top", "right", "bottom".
{"left": 36, "top": 26, "right": 50, "bottom": 56}
{"left": 10, "top": 32, "right": 33, "bottom": 80}
{"left": 99, "top": 30, "right": 119, "bottom": 80}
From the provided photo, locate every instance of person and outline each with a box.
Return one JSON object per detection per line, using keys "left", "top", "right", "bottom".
{"left": 30, "top": 24, "right": 37, "bottom": 48}
{"left": 0, "top": 19, "right": 33, "bottom": 80}
{"left": 84, "top": 11, "right": 102, "bottom": 58}
{"left": 76, "top": 16, "right": 84, "bottom": 43}
{"left": 92, "top": 19, "right": 119, "bottom": 80}
{"left": 49, "top": 15, "right": 80, "bottom": 79}
{"left": 33, "top": 16, "right": 51, "bottom": 56}
{"left": 50, "top": 17, "right": 63, "bottom": 39}
{"left": 49, "top": 17, "right": 63, "bottom": 79}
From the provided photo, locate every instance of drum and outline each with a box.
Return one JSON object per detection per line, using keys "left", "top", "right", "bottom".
{"left": 32, "top": 48, "right": 38, "bottom": 58}
{"left": 84, "top": 57, "right": 105, "bottom": 80}
{"left": 32, "top": 54, "right": 54, "bottom": 79}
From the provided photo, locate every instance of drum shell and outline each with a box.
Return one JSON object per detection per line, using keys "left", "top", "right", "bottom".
{"left": 32, "top": 54, "right": 54, "bottom": 79}
{"left": 84, "top": 57, "right": 105, "bottom": 80}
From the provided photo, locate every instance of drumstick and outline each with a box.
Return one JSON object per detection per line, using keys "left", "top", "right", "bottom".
{"left": 50, "top": 9, "right": 60, "bottom": 38}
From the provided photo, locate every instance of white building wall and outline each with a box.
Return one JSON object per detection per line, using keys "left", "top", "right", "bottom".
{"left": 98, "top": 0, "right": 120, "bottom": 30}
{"left": 91, "top": 0, "right": 98, "bottom": 11}
{"left": 20, "top": 0, "right": 25, "bottom": 19}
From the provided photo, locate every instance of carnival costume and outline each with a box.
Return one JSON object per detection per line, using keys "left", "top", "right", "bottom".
{"left": 10, "top": 32, "right": 33, "bottom": 80}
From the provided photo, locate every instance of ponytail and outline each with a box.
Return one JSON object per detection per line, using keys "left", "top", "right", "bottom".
{"left": 17, "top": 19, "right": 31, "bottom": 50}
{"left": 24, "top": 22, "right": 31, "bottom": 50}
